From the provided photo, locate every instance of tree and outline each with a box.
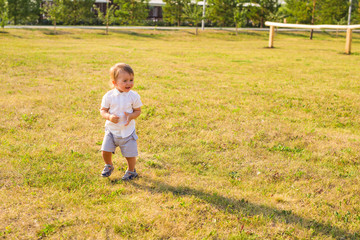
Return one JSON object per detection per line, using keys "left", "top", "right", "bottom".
{"left": 183, "top": 0, "right": 202, "bottom": 34}
{"left": 285, "top": 0, "right": 350, "bottom": 24}
{"left": 208, "top": 0, "right": 237, "bottom": 27}
{"left": 114, "top": 0, "right": 149, "bottom": 25}
{"left": 284, "top": 0, "right": 313, "bottom": 24}
{"left": 163, "top": 0, "right": 189, "bottom": 26}
{"left": 7, "top": 0, "right": 44, "bottom": 24}
{"left": 258, "top": 0, "right": 281, "bottom": 27}
{"left": 316, "top": 0, "right": 348, "bottom": 24}
{"left": 42, "top": 0, "right": 64, "bottom": 34}
{"left": 246, "top": 5, "right": 262, "bottom": 26}
{"left": 8, "top": 0, "right": 29, "bottom": 24}
{"left": 310, "top": 0, "right": 316, "bottom": 39}
{"left": 30, "top": 0, "right": 43, "bottom": 24}
{"left": 93, "top": 0, "right": 116, "bottom": 34}
{"left": 233, "top": 1, "right": 248, "bottom": 34}
{"left": 352, "top": 0, "right": 360, "bottom": 23}
{"left": 270, "top": 5, "right": 289, "bottom": 22}
{"left": 0, "top": 0, "right": 8, "bottom": 29}
{"left": 284, "top": 0, "right": 316, "bottom": 39}
{"left": 62, "top": 0, "right": 95, "bottom": 25}
{"left": 285, "top": 0, "right": 353, "bottom": 38}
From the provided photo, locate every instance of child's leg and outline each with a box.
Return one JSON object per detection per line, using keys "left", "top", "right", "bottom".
{"left": 102, "top": 151, "right": 113, "bottom": 166}
{"left": 101, "top": 130, "right": 116, "bottom": 166}
{"left": 125, "top": 157, "right": 136, "bottom": 171}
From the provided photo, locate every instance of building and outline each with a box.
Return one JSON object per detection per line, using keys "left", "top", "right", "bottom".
{"left": 148, "top": 0, "right": 165, "bottom": 21}
{"left": 93, "top": 0, "right": 166, "bottom": 21}
{"left": 92, "top": 0, "right": 274, "bottom": 22}
{"left": 93, "top": 0, "right": 206, "bottom": 21}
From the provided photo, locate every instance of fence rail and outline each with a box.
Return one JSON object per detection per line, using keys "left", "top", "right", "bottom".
{"left": 265, "top": 21, "right": 360, "bottom": 54}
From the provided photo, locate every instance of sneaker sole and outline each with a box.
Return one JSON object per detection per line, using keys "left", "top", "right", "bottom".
{"left": 101, "top": 171, "right": 113, "bottom": 177}
{"left": 122, "top": 174, "right": 138, "bottom": 181}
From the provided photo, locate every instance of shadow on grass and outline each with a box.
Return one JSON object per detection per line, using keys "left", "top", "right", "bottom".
{"left": 338, "top": 52, "right": 360, "bottom": 56}
{"left": 234, "top": 31, "right": 262, "bottom": 37}
{"left": 2, "top": 32, "right": 24, "bottom": 38}
{"left": 308, "top": 48, "right": 339, "bottom": 53}
{"left": 186, "top": 31, "right": 197, "bottom": 36}
{"left": 41, "top": 30, "right": 73, "bottom": 35}
{"left": 262, "top": 46, "right": 281, "bottom": 50}
{"left": 129, "top": 178, "right": 359, "bottom": 240}
{"left": 96, "top": 32, "right": 110, "bottom": 36}
{"left": 277, "top": 31, "right": 311, "bottom": 39}
{"left": 319, "top": 31, "right": 347, "bottom": 39}
{"left": 110, "top": 30, "right": 164, "bottom": 39}
{"left": 20, "top": 28, "right": 73, "bottom": 35}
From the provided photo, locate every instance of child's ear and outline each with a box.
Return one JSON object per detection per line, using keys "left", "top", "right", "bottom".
{"left": 112, "top": 81, "right": 116, "bottom": 86}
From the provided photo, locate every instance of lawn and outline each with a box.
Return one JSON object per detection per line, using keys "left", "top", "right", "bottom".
{"left": 1, "top": 28, "right": 360, "bottom": 239}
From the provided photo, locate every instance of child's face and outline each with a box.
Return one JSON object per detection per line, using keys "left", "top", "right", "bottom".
{"left": 113, "top": 71, "right": 134, "bottom": 92}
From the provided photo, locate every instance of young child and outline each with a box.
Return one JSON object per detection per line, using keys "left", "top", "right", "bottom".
{"left": 100, "top": 63, "right": 142, "bottom": 180}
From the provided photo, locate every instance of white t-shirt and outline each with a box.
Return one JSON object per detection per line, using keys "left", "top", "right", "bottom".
{"left": 101, "top": 89, "right": 143, "bottom": 138}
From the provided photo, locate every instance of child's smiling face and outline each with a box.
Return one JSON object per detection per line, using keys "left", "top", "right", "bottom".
{"left": 113, "top": 71, "right": 134, "bottom": 92}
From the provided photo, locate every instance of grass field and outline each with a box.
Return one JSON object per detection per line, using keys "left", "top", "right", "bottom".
{"left": 1, "top": 28, "right": 360, "bottom": 239}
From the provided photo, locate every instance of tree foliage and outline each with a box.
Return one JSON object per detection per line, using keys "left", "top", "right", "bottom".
{"left": 208, "top": 0, "right": 279, "bottom": 27}
{"left": 284, "top": 0, "right": 355, "bottom": 24}
{"left": 2, "top": 0, "right": 360, "bottom": 27}
{"left": 62, "top": 0, "right": 95, "bottom": 25}
{"left": 32, "top": 0, "right": 43, "bottom": 23}
{"left": 257, "top": 0, "right": 281, "bottom": 27}
{"left": 93, "top": 0, "right": 116, "bottom": 34}
{"left": 113, "top": 0, "right": 149, "bottom": 25}
{"left": 183, "top": 0, "right": 202, "bottom": 34}
{"left": 353, "top": 0, "right": 360, "bottom": 23}
{"left": 208, "top": 0, "right": 237, "bottom": 27}
{"left": 163, "top": 0, "right": 189, "bottom": 26}
{"left": 0, "top": 0, "right": 8, "bottom": 29}
{"left": 283, "top": 0, "right": 312, "bottom": 23}
{"left": 8, "top": 0, "right": 40, "bottom": 24}
{"left": 234, "top": 1, "right": 249, "bottom": 32}
{"left": 316, "top": 0, "right": 348, "bottom": 24}
{"left": 42, "top": 0, "right": 64, "bottom": 33}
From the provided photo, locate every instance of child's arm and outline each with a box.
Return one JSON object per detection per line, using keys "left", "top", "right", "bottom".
{"left": 124, "top": 107, "right": 141, "bottom": 126}
{"left": 100, "top": 107, "right": 120, "bottom": 123}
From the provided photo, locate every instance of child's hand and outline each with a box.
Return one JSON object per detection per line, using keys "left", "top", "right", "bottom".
{"left": 109, "top": 114, "right": 120, "bottom": 124}
{"left": 124, "top": 112, "right": 133, "bottom": 126}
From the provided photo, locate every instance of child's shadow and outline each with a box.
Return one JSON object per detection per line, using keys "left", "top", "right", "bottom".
{"left": 109, "top": 178, "right": 122, "bottom": 184}
{"left": 130, "top": 178, "right": 358, "bottom": 239}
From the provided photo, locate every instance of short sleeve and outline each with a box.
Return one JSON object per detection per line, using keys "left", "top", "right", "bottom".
{"left": 101, "top": 93, "right": 110, "bottom": 109}
{"left": 132, "top": 92, "right": 143, "bottom": 109}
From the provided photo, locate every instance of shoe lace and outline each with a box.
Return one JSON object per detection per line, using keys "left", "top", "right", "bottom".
{"left": 104, "top": 165, "right": 113, "bottom": 171}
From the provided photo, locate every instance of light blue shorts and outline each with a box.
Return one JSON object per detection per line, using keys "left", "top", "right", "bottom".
{"left": 101, "top": 130, "right": 138, "bottom": 157}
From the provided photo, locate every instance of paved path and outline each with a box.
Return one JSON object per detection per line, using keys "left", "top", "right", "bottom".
{"left": 5, "top": 25, "right": 360, "bottom": 32}
{"left": 4, "top": 25, "right": 359, "bottom": 32}
{"left": 5, "top": 25, "right": 268, "bottom": 31}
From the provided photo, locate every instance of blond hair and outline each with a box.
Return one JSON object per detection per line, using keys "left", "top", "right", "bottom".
{"left": 109, "top": 63, "right": 134, "bottom": 88}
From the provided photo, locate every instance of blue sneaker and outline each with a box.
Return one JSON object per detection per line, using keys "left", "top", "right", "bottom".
{"left": 121, "top": 169, "right": 138, "bottom": 181}
{"left": 101, "top": 164, "right": 114, "bottom": 177}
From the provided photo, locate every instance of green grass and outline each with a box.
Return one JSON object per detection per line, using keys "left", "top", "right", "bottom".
{"left": 1, "top": 28, "right": 360, "bottom": 239}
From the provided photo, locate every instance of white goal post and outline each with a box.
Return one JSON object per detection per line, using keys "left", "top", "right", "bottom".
{"left": 265, "top": 21, "right": 360, "bottom": 54}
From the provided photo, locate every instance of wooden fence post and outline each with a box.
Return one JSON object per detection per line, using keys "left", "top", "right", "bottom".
{"left": 345, "top": 28, "right": 352, "bottom": 54}
{"left": 265, "top": 22, "right": 360, "bottom": 53}
{"left": 269, "top": 25, "right": 275, "bottom": 48}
